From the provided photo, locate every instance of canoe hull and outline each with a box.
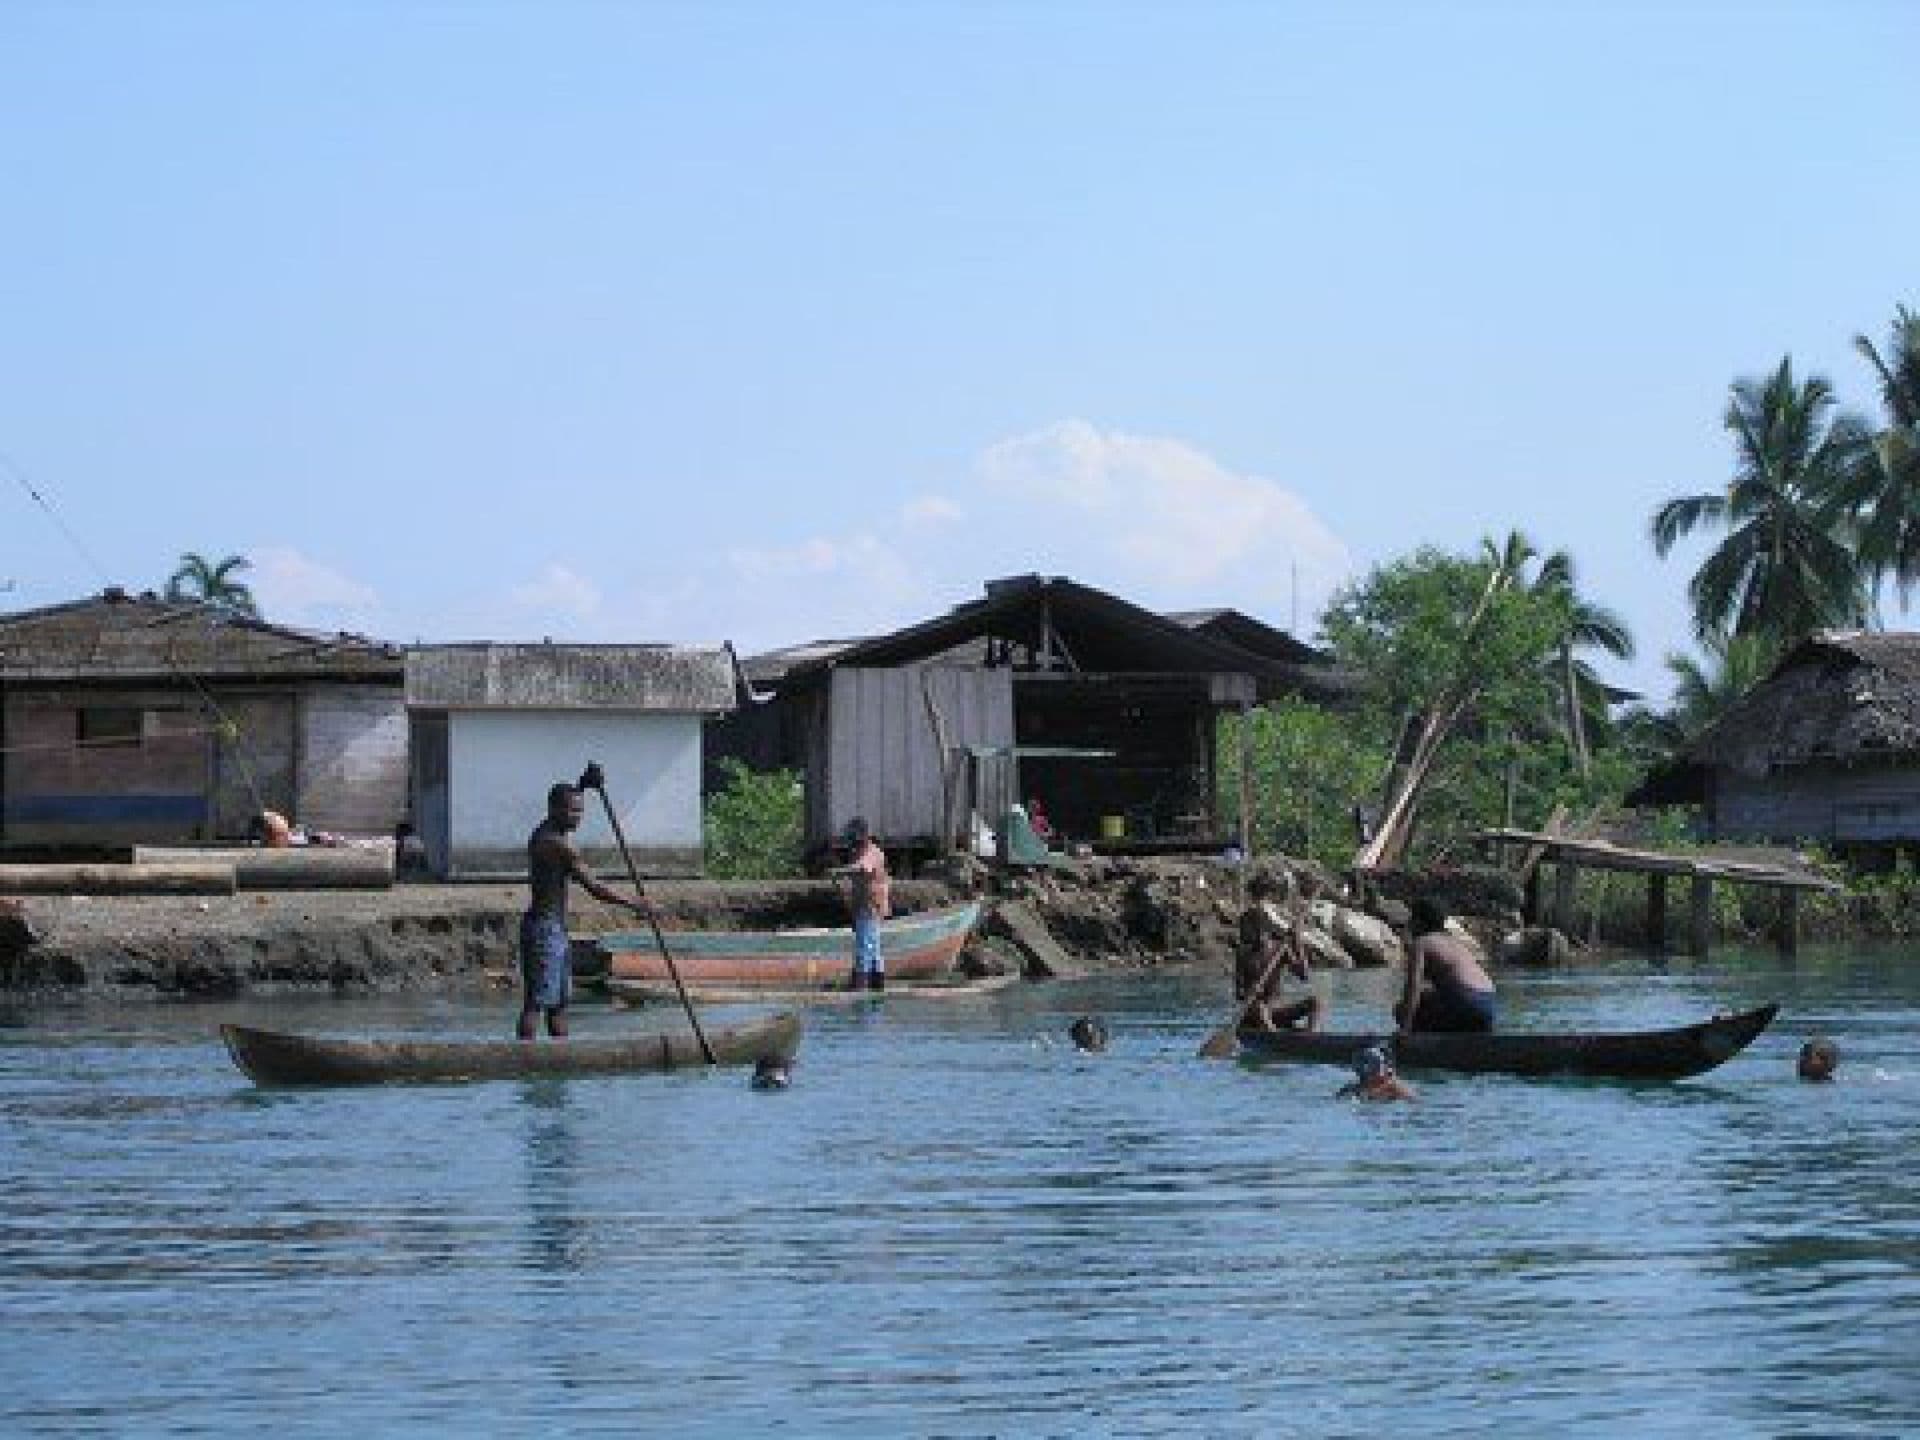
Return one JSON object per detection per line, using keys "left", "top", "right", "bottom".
{"left": 1236, "top": 1003, "right": 1778, "bottom": 1080}
{"left": 222, "top": 1011, "right": 801, "bottom": 1087}
{"left": 600, "top": 901, "right": 981, "bottom": 989}
{"left": 603, "top": 972, "right": 1020, "bottom": 1006}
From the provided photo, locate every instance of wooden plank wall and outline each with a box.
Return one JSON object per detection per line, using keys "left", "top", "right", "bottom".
{"left": 297, "top": 684, "right": 408, "bottom": 835}
{"left": 1717, "top": 764, "right": 1920, "bottom": 843}
{"left": 818, "top": 667, "right": 1014, "bottom": 851}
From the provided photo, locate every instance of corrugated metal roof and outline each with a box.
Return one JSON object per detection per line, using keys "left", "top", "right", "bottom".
{"left": 406, "top": 643, "right": 737, "bottom": 713}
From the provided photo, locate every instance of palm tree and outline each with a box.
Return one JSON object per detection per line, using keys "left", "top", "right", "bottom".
{"left": 1664, "top": 630, "right": 1779, "bottom": 739}
{"left": 165, "top": 552, "right": 260, "bottom": 617}
{"left": 1847, "top": 305, "right": 1920, "bottom": 604}
{"left": 1530, "top": 548, "right": 1634, "bottom": 773}
{"left": 1650, "top": 357, "right": 1872, "bottom": 646}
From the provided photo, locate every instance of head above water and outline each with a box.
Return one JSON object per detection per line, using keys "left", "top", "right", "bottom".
{"left": 751, "top": 1056, "right": 792, "bottom": 1090}
{"left": 1797, "top": 1036, "right": 1838, "bottom": 1083}
{"left": 1410, "top": 897, "right": 1449, "bottom": 937}
{"left": 1353, "top": 1045, "right": 1393, "bottom": 1082}
{"left": 1069, "top": 1016, "right": 1109, "bottom": 1053}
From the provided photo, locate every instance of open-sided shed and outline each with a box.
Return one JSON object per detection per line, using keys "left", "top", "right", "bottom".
{"left": 713, "top": 574, "right": 1344, "bottom": 859}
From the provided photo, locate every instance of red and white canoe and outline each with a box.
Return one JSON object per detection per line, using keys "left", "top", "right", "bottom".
{"left": 597, "top": 901, "right": 982, "bottom": 989}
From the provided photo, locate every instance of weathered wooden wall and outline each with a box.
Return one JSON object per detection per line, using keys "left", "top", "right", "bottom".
{"left": 296, "top": 684, "right": 408, "bottom": 835}
{"left": 812, "top": 667, "right": 1015, "bottom": 853}
{"left": 1714, "top": 763, "right": 1920, "bottom": 843}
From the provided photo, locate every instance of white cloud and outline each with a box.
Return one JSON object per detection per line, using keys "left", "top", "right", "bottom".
{"left": 248, "top": 546, "right": 382, "bottom": 632}
{"left": 510, "top": 563, "right": 601, "bottom": 621}
{"left": 901, "top": 494, "right": 964, "bottom": 529}
{"left": 974, "top": 419, "right": 1352, "bottom": 622}
{"left": 565, "top": 421, "right": 1354, "bottom": 656}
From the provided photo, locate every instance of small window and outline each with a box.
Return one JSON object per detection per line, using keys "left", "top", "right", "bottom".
{"left": 76, "top": 707, "right": 143, "bottom": 747}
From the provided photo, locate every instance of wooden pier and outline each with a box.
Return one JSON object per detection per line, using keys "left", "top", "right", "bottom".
{"left": 1472, "top": 828, "right": 1841, "bottom": 956}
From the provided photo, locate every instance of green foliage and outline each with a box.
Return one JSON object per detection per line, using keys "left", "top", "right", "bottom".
{"left": 1321, "top": 543, "right": 1569, "bottom": 742}
{"left": 1218, "top": 699, "right": 1389, "bottom": 870}
{"left": 703, "top": 760, "right": 805, "bottom": 879}
{"left": 165, "top": 551, "right": 260, "bottom": 618}
{"left": 1649, "top": 356, "right": 1871, "bottom": 649}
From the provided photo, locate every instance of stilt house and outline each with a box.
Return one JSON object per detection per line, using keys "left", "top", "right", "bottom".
{"left": 1632, "top": 631, "right": 1920, "bottom": 851}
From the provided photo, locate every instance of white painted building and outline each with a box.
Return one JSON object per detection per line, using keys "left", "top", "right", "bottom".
{"left": 404, "top": 644, "right": 739, "bottom": 880}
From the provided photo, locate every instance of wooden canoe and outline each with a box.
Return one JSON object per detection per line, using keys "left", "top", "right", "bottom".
{"left": 1235, "top": 1003, "right": 1778, "bottom": 1080}
{"left": 597, "top": 901, "right": 981, "bottom": 988}
{"left": 221, "top": 1011, "right": 801, "bottom": 1087}
{"left": 603, "top": 971, "right": 1021, "bottom": 1006}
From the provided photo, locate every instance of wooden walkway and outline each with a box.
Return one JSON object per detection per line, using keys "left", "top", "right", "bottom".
{"left": 1472, "top": 827, "right": 1841, "bottom": 956}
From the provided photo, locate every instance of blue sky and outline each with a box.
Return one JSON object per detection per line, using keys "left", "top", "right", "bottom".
{"left": 3, "top": 1, "right": 1914, "bottom": 699}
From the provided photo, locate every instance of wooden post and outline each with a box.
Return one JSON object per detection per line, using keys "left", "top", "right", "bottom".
{"left": 1553, "top": 861, "right": 1578, "bottom": 932}
{"left": 1237, "top": 700, "right": 1254, "bottom": 858}
{"left": 1775, "top": 887, "right": 1800, "bottom": 956}
{"left": 1524, "top": 865, "right": 1543, "bottom": 925}
{"left": 1688, "top": 874, "right": 1713, "bottom": 957}
{"left": 1646, "top": 873, "right": 1668, "bottom": 952}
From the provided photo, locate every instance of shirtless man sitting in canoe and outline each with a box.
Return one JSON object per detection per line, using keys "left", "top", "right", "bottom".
{"left": 1396, "top": 896, "right": 1497, "bottom": 1034}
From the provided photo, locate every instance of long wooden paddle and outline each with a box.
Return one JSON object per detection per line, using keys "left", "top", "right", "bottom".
{"left": 1198, "top": 897, "right": 1304, "bottom": 1059}
{"left": 578, "top": 761, "right": 716, "bottom": 1065}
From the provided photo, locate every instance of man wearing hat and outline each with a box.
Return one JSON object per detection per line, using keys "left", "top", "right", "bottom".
{"left": 833, "top": 816, "right": 891, "bottom": 990}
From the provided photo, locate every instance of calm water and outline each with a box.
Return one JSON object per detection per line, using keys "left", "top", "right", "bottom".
{"left": 3, "top": 951, "right": 1917, "bottom": 1438}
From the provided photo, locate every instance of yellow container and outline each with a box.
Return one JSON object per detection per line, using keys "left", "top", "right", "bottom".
{"left": 1099, "top": 814, "right": 1126, "bottom": 840}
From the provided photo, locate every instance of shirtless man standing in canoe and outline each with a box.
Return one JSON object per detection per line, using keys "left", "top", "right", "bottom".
{"left": 520, "top": 782, "right": 653, "bottom": 1040}
{"left": 1396, "top": 896, "right": 1497, "bottom": 1034}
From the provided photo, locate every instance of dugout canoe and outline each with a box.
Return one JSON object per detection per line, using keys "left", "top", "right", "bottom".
{"left": 1235, "top": 1003, "right": 1778, "bottom": 1080}
{"left": 598, "top": 901, "right": 981, "bottom": 989}
{"left": 603, "top": 970, "right": 1021, "bottom": 1006}
{"left": 221, "top": 1011, "right": 801, "bottom": 1087}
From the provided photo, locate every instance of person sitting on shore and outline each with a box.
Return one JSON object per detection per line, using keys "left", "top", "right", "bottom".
{"left": 250, "top": 809, "right": 292, "bottom": 849}
{"left": 1234, "top": 871, "right": 1326, "bottom": 1033}
{"left": 1337, "top": 1045, "right": 1417, "bottom": 1102}
{"left": 1396, "top": 897, "right": 1497, "bottom": 1035}
{"left": 1797, "top": 1036, "right": 1839, "bottom": 1083}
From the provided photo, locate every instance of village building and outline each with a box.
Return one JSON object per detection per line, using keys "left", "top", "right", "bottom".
{"left": 0, "top": 587, "right": 407, "bottom": 851}
{"left": 713, "top": 574, "right": 1349, "bottom": 863}
{"left": 1632, "top": 631, "right": 1920, "bottom": 853}
{"left": 405, "top": 643, "right": 738, "bottom": 880}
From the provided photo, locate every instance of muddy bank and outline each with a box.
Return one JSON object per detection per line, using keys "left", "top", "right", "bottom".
{"left": 0, "top": 859, "right": 1529, "bottom": 1001}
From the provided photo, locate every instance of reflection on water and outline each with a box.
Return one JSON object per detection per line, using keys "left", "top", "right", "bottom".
{"left": 519, "top": 1080, "right": 586, "bottom": 1275}
{"left": 1, "top": 949, "right": 1917, "bottom": 1436}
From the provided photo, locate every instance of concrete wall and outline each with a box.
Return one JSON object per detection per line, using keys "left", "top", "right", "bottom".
{"left": 2, "top": 688, "right": 213, "bottom": 846}
{"left": 1714, "top": 763, "right": 1920, "bottom": 843}
{"left": 442, "top": 709, "right": 705, "bottom": 878}
{"left": 297, "top": 684, "right": 408, "bottom": 835}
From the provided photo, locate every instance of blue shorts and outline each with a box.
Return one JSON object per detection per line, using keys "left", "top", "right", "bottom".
{"left": 520, "top": 911, "right": 572, "bottom": 1011}
{"left": 1412, "top": 983, "right": 1496, "bottom": 1033}
{"left": 852, "top": 910, "right": 883, "bottom": 977}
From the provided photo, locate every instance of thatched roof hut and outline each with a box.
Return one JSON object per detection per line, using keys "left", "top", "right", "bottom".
{"left": 1634, "top": 632, "right": 1920, "bottom": 846}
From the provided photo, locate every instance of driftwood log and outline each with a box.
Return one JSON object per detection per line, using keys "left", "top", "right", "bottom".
{"left": 0, "top": 863, "right": 238, "bottom": 896}
{"left": 132, "top": 846, "right": 395, "bottom": 891}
